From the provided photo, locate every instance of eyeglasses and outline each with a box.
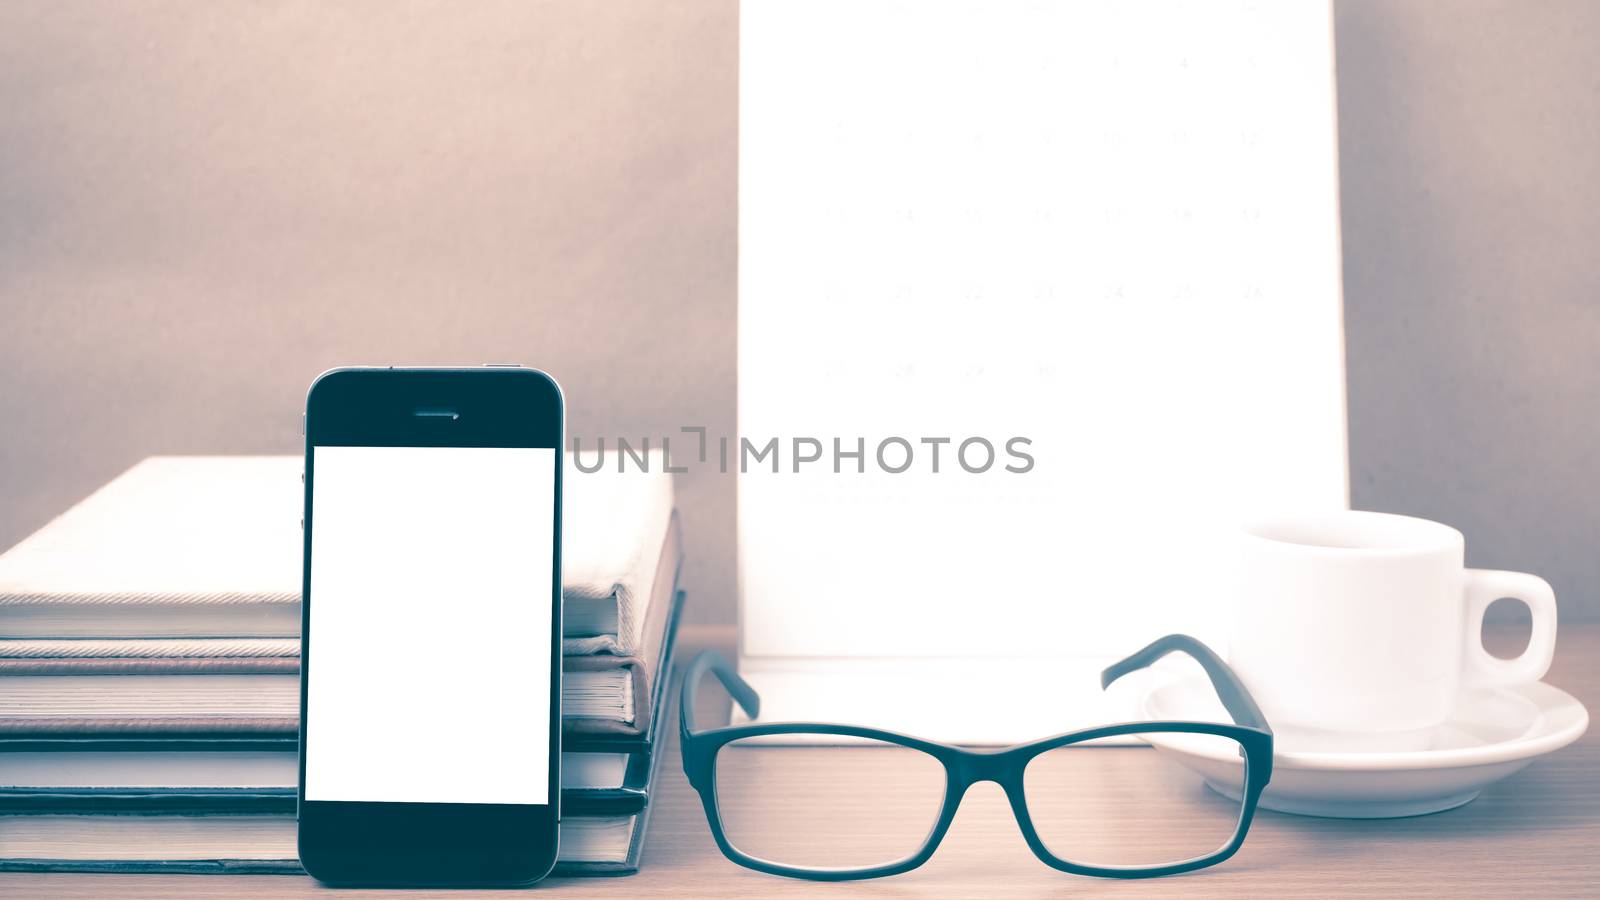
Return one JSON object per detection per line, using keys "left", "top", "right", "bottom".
{"left": 679, "top": 634, "right": 1273, "bottom": 880}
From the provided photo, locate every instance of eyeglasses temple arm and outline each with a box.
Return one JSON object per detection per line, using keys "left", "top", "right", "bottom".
{"left": 1100, "top": 634, "right": 1272, "bottom": 733}
{"left": 680, "top": 650, "right": 761, "bottom": 738}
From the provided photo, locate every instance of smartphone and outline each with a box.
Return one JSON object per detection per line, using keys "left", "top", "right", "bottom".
{"left": 297, "top": 366, "right": 564, "bottom": 886}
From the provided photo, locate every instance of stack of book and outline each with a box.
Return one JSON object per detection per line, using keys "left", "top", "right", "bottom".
{"left": 0, "top": 454, "right": 682, "bottom": 875}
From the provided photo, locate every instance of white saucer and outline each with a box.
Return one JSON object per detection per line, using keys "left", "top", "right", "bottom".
{"left": 1138, "top": 676, "right": 1589, "bottom": 818}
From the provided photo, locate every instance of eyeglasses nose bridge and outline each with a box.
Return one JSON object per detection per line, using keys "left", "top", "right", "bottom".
{"left": 946, "top": 750, "right": 1014, "bottom": 788}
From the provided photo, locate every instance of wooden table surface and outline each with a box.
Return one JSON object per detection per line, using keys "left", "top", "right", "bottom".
{"left": 4, "top": 624, "right": 1595, "bottom": 898}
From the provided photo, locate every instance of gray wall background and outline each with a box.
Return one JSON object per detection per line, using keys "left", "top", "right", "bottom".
{"left": 1337, "top": 1, "right": 1600, "bottom": 623}
{"left": 0, "top": 1, "right": 737, "bottom": 625}
{"left": 1, "top": 2, "right": 1596, "bottom": 623}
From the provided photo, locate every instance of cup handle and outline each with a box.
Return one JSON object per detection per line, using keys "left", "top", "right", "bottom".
{"left": 1461, "top": 568, "right": 1558, "bottom": 687}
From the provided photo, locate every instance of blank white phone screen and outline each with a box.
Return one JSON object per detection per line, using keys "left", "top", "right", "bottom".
{"left": 304, "top": 446, "right": 555, "bottom": 805}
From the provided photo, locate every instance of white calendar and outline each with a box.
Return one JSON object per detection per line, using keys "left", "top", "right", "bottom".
{"left": 738, "top": 0, "right": 1347, "bottom": 741}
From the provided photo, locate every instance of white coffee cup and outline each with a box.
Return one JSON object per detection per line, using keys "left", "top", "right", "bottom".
{"left": 1230, "top": 510, "right": 1557, "bottom": 752}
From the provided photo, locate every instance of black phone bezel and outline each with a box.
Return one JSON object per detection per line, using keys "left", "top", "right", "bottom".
{"left": 297, "top": 366, "right": 564, "bottom": 886}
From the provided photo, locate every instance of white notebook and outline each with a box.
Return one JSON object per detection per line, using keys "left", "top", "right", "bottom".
{"left": 0, "top": 814, "right": 637, "bottom": 868}
{"left": 0, "top": 671, "right": 632, "bottom": 728}
{"left": 0, "top": 454, "right": 675, "bottom": 655}
{"left": 0, "top": 750, "right": 630, "bottom": 792}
